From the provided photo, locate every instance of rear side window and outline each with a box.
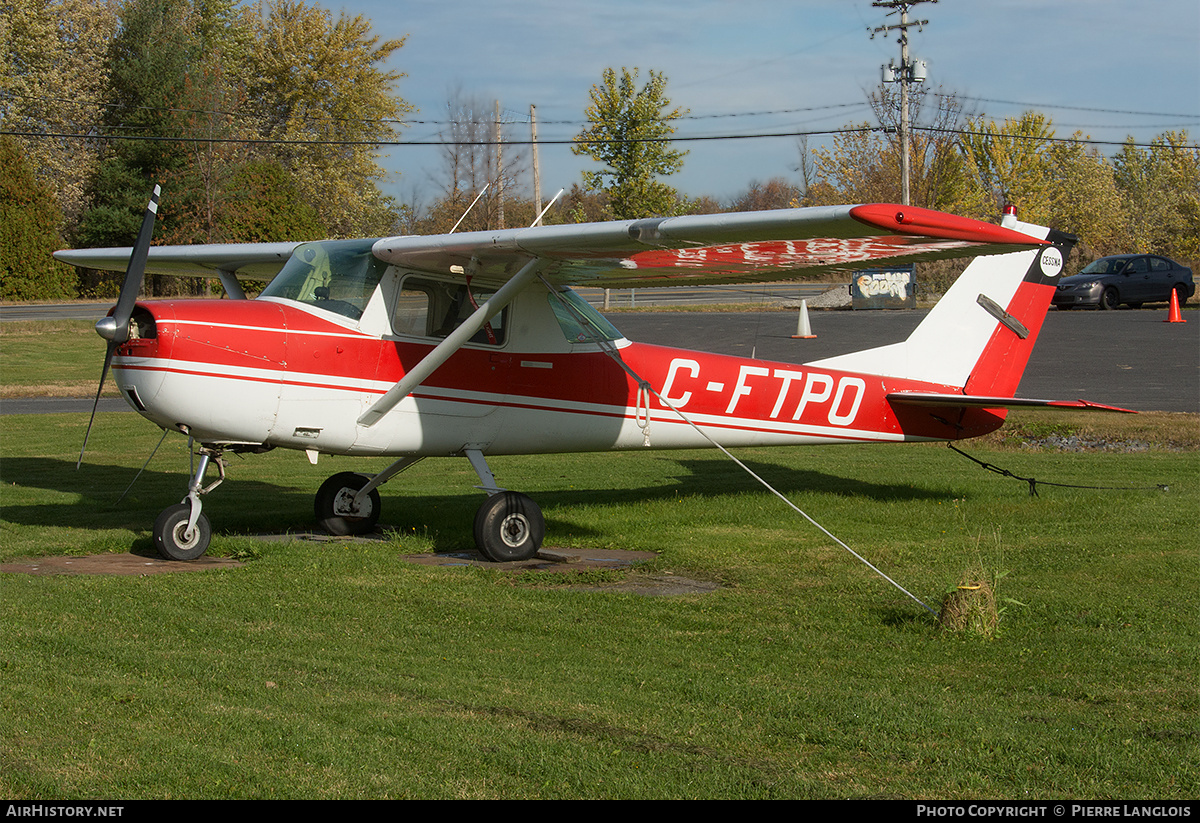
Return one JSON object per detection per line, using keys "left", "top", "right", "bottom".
{"left": 391, "top": 276, "right": 506, "bottom": 345}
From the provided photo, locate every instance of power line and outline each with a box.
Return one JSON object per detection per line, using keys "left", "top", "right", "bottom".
{"left": 0, "top": 126, "right": 878, "bottom": 148}
{"left": 940, "top": 93, "right": 1198, "bottom": 121}
{"left": 5, "top": 123, "right": 1193, "bottom": 151}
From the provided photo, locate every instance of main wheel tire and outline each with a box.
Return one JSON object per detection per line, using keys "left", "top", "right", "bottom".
{"left": 1174, "top": 284, "right": 1189, "bottom": 307}
{"left": 153, "top": 503, "right": 212, "bottom": 561}
{"left": 473, "top": 491, "right": 544, "bottom": 562}
{"left": 1099, "top": 287, "right": 1120, "bottom": 310}
{"left": 315, "top": 472, "right": 381, "bottom": 536}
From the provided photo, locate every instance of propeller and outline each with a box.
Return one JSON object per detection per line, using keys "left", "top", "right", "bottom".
{"left": 77, "top": 184, "right": 161, "bottom": 469}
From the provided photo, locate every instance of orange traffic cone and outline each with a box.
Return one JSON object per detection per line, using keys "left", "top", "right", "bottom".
{"left": 1165, "top": 289, "right": 1186, "bottom": 323}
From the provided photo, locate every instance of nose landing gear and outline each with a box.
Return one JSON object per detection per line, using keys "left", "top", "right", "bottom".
{"left": 152, "top": 447, "right": 224, "bottom": 560}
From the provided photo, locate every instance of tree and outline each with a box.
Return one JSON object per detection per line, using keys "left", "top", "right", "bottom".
{"left": 248, "top": 0, "right": 412, "bottom": 237}
{"left": 805, "top": 86, "right": 983, "bottom": 217}
{"left": 804, "top": 124, "right": 891, "bottom": 206}
{"left": 157, "top": 0, "right": 261, "bottom": 245}
{"left": 218, "top": 160, "right": 324, "bottom": 242}
{"left": 75, "top": 0, "right": 221, "bottom": 250}
{"left": 959, "top": 111, "right": 1057, "bottom": 224}
{"left": 1047, "top": 136, "right": 1125, "bottom": 260}
{"left": 572, "top": 67, "right": 688, "bottom": 220}
{"left": 0, "top": 0, "right": 120, "bottom": 228}
{"left": 0, "top": 135, "right": 77, "bottom": 300}
{"left": 1113, "top": 131, "right": 1200, "bottom": 263}
{"left": 423, "top": 91, "right": 528, "bottom": 234}
{"left": 729, "top": 178, "right": 802, "bottom": 212}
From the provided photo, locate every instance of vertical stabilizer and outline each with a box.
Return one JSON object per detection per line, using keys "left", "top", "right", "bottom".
{"left": 808, "top": 216, "right": 1075, "bottom": 396}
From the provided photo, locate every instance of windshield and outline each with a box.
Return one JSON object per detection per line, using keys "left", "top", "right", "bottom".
{"left": 260, "top": 239, "right": 387, "bottom": 320}
{"left": 548, "top": 289, "right": 623, "bottom": 343}
{"left": 1080, "top": 257, "right": 1130, "bottom": 275}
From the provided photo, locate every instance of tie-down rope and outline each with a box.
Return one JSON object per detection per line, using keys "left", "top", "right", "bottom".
{"left": 545, "top": 283, "right": 936, "bottom": 615}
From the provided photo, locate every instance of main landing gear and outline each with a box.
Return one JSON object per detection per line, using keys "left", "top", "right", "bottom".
{"left": 152, "top": 447, "right": 546, "bottom": 563}
{"left": 311, "top": 449, "right": 546, "bottom": 562}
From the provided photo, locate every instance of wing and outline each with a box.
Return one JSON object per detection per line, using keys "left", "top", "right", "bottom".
{"left": 53, "top": 203, "right": 1045, "bottom": 289}
{"left": 371, "top": 203, "right": 1047, "bottom": 288}
{"left": 53, "top": 241, "right": 300, "bottom": 280}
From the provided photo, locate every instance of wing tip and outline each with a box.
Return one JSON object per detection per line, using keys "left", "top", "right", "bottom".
{"left": 851, "top": 204, "right": 1049, "bottom": 246}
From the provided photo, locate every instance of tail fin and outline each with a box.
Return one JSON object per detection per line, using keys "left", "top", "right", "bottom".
{"left": 808, "top": 214, "right": 1074, "bottom": 396}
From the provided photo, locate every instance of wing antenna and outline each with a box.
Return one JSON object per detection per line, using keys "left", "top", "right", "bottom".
{"left": 449, "top": 184, "right": 490, "bottom": 234}
{"left": 530, "top": 188, "right": 564, "bottom": 227}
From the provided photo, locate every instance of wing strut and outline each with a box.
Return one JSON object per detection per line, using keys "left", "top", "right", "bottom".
{"left": 357, "top": 256, "right": 544, "bottom": 428}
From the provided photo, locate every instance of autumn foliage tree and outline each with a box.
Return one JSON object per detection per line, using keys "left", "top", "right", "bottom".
{"left": 572, "top": 67, "right": 689, "bottom": 220}
{"left": 0, "top": 136, "right": 77, "bottom": 299}
{"left": 248, "top": 0, "right": 411, "bottom": 237}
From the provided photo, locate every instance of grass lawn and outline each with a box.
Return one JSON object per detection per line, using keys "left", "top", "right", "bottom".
{"left": 1, "top": 405, "right": 1196, "bottom": 798}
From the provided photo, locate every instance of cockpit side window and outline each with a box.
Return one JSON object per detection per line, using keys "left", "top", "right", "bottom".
{"left": 390, "top": 275, "right": 507, "bottom": 345}
{"left": 259, "top": 239, "right": 387, "bottom": 321}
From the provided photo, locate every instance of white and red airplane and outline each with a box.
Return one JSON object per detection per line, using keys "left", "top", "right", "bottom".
{"left": 56, "top": 192, "right": 1127, "bottom": 562}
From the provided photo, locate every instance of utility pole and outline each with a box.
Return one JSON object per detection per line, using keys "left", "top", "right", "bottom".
{"left": 494, "top": 100, "right": 505, "bottom": 228}
{"left": 530, "top": 104, "right": 542, "bottom": 223}
{"left": 870, "top": 0, "right": 933, "bottom": 206}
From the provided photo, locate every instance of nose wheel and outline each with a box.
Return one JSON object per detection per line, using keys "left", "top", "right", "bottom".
{"left": 153, "top": 503, "right": 212, "bottom": 560}
{"left": 153, "top": 447, "right": 223, "bottom": 560}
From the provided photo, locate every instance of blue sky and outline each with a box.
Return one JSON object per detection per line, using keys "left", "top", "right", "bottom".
{"left": 325, "top": 0, "right": 1200, "bottom": 207}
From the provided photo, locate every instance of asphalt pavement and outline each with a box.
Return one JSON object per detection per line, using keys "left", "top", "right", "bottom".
{"left": 611, "top": 307, "right": 1199, "bottom": 414}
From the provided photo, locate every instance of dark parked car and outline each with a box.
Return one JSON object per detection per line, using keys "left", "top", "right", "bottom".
{"left": 1053, "top": 254, "right": 1195, "bottom": 310}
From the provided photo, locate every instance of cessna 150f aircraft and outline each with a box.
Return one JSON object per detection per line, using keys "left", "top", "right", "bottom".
{"left": 56, "top": 191, "right": 1127, "bottom": 562}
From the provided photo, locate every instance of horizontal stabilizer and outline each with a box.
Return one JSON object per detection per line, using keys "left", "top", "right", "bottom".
{"left": 887, "top": 392, "right": 1136, "bottom": 414}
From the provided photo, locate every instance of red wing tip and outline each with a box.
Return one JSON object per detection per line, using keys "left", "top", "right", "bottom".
{"left": 850, "top": 204, "right": 1048, "bottom": 246}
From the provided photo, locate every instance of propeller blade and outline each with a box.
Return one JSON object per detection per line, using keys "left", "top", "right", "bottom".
{"left": 77, "top": 343, "right": 117, "bottom": 470}
{"left": 110, "top": 184, "right": 161, "bottom": 345}
{"left": 78, "top": 184, "right": 161, "bottom": 468}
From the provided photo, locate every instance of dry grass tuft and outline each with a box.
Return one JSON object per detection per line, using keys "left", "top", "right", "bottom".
{"left": 938, "top": 576, "right": 1000, "bottom": 638}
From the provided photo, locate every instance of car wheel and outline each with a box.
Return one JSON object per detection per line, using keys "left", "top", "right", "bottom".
{"left": 1099, "top": 287, "right": 1119, "bottom": 310}
{"left": 1174, "top": 284, "right": 1189, "bottom": 307}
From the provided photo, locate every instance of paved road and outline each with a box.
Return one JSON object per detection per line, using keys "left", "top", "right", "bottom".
{"left": 0, "top": 302, "right": 114, "bottom": 322}
{"left": 2, "top": 304, "right": 1196, "bottom": 414}
{"left": 574, "top": 283, "right": 836, "bottom": 308}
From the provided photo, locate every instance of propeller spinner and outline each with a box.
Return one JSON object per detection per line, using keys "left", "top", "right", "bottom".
{"left": 77, "top": 184, "right": 161, "bottom": 468}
